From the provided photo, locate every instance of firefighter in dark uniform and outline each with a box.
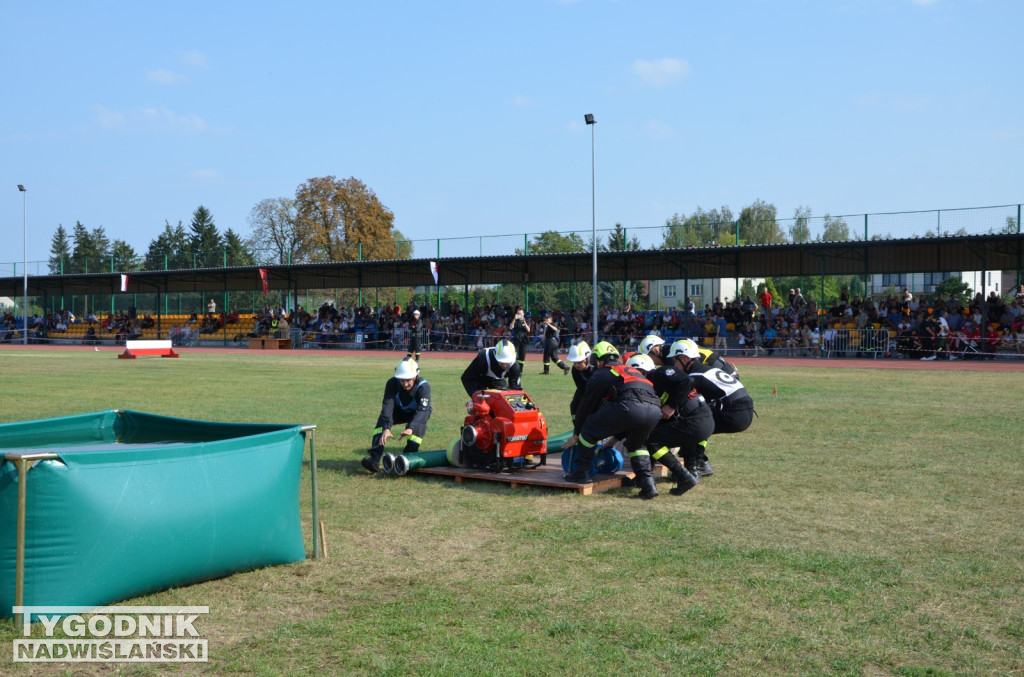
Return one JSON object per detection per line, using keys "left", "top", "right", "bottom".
{"left": 406, "top": 309, "right": 423, "bottom": 362}
{"left": 695, "top": 343, "right": 738, "bottom": 376}
{"left": 638, "top": 335, "right": 668, "bottom": 365}
{"left": 508, "top": 306, "right": 531, "bottom": 376}
{"left": 460, "top": 339, "right": 523, "bottom": 396}
{"left": 565, "top": 341, "right": 593, "bottom": 424}
{"left": 668, "top": 339, "right": 755, "bottom": 476}
{"left": 628, "top": 353, "right": 710, "bottom": 493}
{"left": 539, "top": 315, "right": 571, "bottom": 374}
{"left": 563, "top": 341, "right": 663, "bottom": 499}
{"left": 361, "top": 357, "right": 432, "bottom": 473}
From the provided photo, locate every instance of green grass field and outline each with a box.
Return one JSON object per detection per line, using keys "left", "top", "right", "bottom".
{"left": 1, "top": 350, "right": 1022, "bottom": 676}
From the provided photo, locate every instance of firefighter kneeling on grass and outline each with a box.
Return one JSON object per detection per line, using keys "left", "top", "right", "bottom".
{"left": 561, "top": 341, "right": 665, "bottom": 499}
{"left": 361, "top": 357, "right": 432, "bottom": 473}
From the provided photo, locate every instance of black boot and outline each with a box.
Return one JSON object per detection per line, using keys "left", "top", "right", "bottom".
{"left": 656, "top": 450, "right": 699, "bottom": 496}
{"left": 630, "top": 456, "right": 658, "bottom": 499}
{"left": 564, "top": 443, "right": 595, "bottom": 483}
{"left": 560, "top": 361, "right": 570, "bottom": 375}
{"left": 361, "top": 446, "right": 384, "bottom": 473}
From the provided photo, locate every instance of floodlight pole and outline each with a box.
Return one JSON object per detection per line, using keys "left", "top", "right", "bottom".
{"left": 585, "top": 114, "right": 597, "bottom": 345}
{"left": 18, "top": 185, "right": 27, "bottom": 345}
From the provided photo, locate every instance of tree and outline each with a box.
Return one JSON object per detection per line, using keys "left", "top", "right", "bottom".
{"left": 663, "top": 206, "right": 734, "bottom": 248}
{"left": 143, "top": 221, "right": 192, "bottom": 271}
{"left": 109, "top": 240, "right": 139, "bottom": 272}
{"left": 222, "top": 229, "right": 255, "bottom": 267}
{"left": 49, "top": 225, "right": 72, "bottom": 274}
{"left": 1000, "top": 216, "right": 1019, "bottom": 234}
{"left": 189, "top": 206, "right": 222, "bottom": 268}
{"left": 69, "top": 221, "right": 110, "bottom": 274}
{"left": 294, "top": 176, "right": 398, "bottom": 262}
{"left": 820, "top": 213, "right": 851, "bottom": 242}
{"left": 246, "top": 197, "right": 306, "bottom": 264}
{"left": 604, "top": 224, "right": 646, "bottom": 308}
{"left": 934, "top": 276, "right": 972, "bottom": 305}
{"left": 521, "top": 230, "right": 588, "bottom": 255}
{"left": 737, "top": 200, "right": 786, "bottom": 245}
{"left": 790, "top": 206, "right": 812, "bottom": 244}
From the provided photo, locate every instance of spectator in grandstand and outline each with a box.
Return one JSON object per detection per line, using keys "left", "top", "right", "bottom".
{"left": 757, "top": 286, "right": 772, "bottom": 318}
{"left": 140, "top": 314, "right": 155, "bottom": 329}
{"left": 762, "top": 322, "right": 778, "bottom": 355}
{"left": 82, "top": 324, "right": 98, "bottom": 345}
{"left": 361, "top": 357, "right": 433, "bottom": 474}
{"left": 786, "top": 324, "right": 802, "bottom": 356}
{"left": 461, "top": 339, "right": 522, "bottom": 395}
{"left": 918, "top": 314, "right": 940, "bottom": 360}
{"left": 806, "top": 323, "right": 821, "bottom": 357}
{"left": 713, "top": 313, "right": 728, "bottom": 354}
{"left": 207, "top": 298, "right": 217, "bottom": 314}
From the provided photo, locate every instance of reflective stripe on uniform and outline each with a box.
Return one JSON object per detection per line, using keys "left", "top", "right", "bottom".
{"left": 408, "top": 435, "right": 423, "bottom": 445}
{"left": 650, "top": 446, "right": 670, "bottom": 461}
{"left": 629, "top": 449, "right": 651, "bottom": 458}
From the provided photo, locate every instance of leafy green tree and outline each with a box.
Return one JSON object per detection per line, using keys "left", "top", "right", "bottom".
{"left": 820, "top": 213, "right": 851, "bottom": 242}
{"left": 934, "top": 276, "right": 972, "bottom": 305}
{"left": 144, "top": 221, "right": 191, "bottom": 271}
{"left": 663, "top": 206, "right": 734, "bottom": 248}
{"left": 48, "top": 225, "right": 71, "bottom": 274}
{"left": 790, "top": 206, "right": 812, "bottom": 244}
{"left": 294, "top": 176, "right": 398, "bottom": 262}
{"left": 1000, "top": 216, "right": 1019, "bottom": 234}
{"left": 737, "top": 199, "right": 786, "bottom": 245}
{"left": 189, "top": 206, "right": 222, "bottom": 268}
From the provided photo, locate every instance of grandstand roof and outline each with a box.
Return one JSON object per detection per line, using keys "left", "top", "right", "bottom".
{"left": 2, "top": 233, "right": 1021, "bottom": 299}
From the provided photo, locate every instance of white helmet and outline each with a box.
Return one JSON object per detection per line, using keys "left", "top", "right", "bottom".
{"left": 394, "top": 357, "right": 420, "bottom": 380}
{"left": 638, "top": 335, "right": 665, "bottom": 356}
{"left": 624, "top": 354, "right": 655, "bottom": 372}
{"left": 492, "top": 339, "right": 517, "bottom": 365}
{"left": 566, "top": 341, "right": 592, "bottom": 363}
{"left": 667, "top": 338, "right": 700, "bottom": 360}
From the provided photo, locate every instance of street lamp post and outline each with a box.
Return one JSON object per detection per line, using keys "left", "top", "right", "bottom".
{"left": 17, "top": 185, "right": 27, "bottom": 345}
{"left": 584, "top": 114, "right": 597, "bottom": 345}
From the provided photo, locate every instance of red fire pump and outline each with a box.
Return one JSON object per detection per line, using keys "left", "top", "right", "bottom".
{"left": 451, "top": 389, "right": 548, "bottom": 472}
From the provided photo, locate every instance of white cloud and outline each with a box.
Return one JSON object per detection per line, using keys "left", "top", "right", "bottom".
{"left": 148, "top": 69, "right": 187, "bottom": 85}
{"left": 631, "top": 58, "right": 690, "bottom": 86}
{"left": 91, "top": 105, "right": 208, "bottom": 133}
{"left": 645, "top": 120, "right": 676, "bottom": 141}
{"left": 511, "top": 95, "right": 536, "bottom": 107}
{"left": 187, "top": 169, "right": 222, "bottom": 181}
{"left": 181, "top": 50, "right": 210, "bottom": 69}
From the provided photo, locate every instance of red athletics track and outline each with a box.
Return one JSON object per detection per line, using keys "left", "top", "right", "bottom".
{"left": 2, "top": 343, "right": 1023, "bottom": 372}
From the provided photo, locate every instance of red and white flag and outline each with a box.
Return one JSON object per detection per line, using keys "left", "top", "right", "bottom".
{"left": 120, "top": 274, "right": 129, "bottom": 292}
{"left": 259, "top": 268, "right": 269, "bottom": 294}
{"left": 429, "top": 261, "right": 439, "bottom": 285}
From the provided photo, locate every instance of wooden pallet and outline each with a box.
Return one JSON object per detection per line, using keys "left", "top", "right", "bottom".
{"left": 411, "top": 452, "right": 667, "bottom": 495}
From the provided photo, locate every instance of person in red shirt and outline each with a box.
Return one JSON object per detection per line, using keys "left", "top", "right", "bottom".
{"left": 757, "top": 287, "right": 773, "bottom": 318}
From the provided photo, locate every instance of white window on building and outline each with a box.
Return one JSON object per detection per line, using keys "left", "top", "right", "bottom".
{"left": 663, "top": 285, "right": 676, "bottom": 298}
{"left": 690, "top": 283, "right": 703, "bottom": 297}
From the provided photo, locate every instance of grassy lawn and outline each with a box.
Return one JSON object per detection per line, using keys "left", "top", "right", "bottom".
{"left": 1, "top": 350, "right": 1022, "bottom": 676}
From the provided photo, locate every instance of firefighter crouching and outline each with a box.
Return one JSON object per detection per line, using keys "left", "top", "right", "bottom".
{"left": 562, "top": 341, "right": 663, "bottom": 499}
{"left": 362, "top": 357, "right": 433, "bottom": 473}
{"left": 625, "top": 354, "right": 705, "bottom": 494}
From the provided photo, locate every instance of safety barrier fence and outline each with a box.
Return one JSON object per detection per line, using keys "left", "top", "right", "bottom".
{"left": 10, "top": 326, "right": 1021, "bottom": 362}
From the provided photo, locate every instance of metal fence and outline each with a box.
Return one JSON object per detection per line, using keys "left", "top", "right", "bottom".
{"left": 3, "top": 203, "right": 1021, "bottom": 276}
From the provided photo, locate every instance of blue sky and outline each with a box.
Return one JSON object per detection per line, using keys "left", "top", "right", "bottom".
{"left": 3, "top": 0, "right": 1022, "bottom": 266}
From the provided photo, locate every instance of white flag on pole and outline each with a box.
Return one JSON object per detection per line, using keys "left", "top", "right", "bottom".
{"left": 429, "top": 261, "right": 439, "bottom": 285}
{"left": 120, "top": 274, "right": 129, "bottom": 292}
